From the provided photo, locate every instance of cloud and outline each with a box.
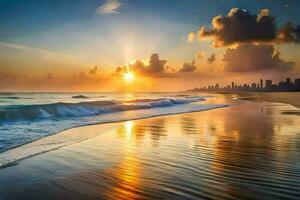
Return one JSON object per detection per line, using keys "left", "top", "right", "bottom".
{"left": 207, "top": 54, "right": 216, "bottom": 64}
{"left": 198, "top": 8, "right": 277, "bottom": 47}
{"left": 46, "top": 73, "right": 53, "bottom": 80}
{"left": 115, "top": 60, "right": 146, "bottom": 75}
{"left": 180, "top": 60, "right": 197, "bottom": 72}
{"left": 89, "top": 66, "right": 98, "bottom": 74}
{"left": 148, "top": 53, "right": 167, "bottom": 73}
{"left": 277, "top": 22, "right": 300, "bottom": 43}
{"left": 187, "top": 32, "right": 195, "bottom": 42}
{"left": 196, "top": 8, "right": 300, "bottom": 47}
{"left": 196, "top": 51, "right": 205, "bottom": 59}
{"left": 95, "top": 0, "right": 122, "bottom": 15}
{"left": 115, "top": 53, "right": 170, "bottom": 77}
{"left": 223, "top": 43, "right": 294, "bottom": 72}
{"left": 256, "top": 8, "right": 269, "bottom": 22}
{"left": 78, "top": 71, "right": 86, "bottom": 80}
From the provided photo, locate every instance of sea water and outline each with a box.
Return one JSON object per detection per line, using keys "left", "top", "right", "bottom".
{"left": 0, "top": 92, "right": 227, "bottom": 153}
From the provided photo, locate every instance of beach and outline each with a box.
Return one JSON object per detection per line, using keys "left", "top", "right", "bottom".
{"left": 2, "top": 1, "right": 300, "bottom": 199}
{"left": 231, "top": 92, "right": 300, "bottom": 108}
{"left": 0, "top": 94, "right": 300, "bottom": 200}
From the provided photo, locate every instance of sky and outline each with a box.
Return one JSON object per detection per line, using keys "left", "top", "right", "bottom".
{"left": 0, "top": 0, "right": 300, "bottom": 92}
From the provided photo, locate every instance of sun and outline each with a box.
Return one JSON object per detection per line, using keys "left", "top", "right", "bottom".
{"left": 123, "top": 72, "right": 135, "bottom": 82}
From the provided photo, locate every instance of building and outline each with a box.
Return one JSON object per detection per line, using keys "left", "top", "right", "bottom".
{"left": 188, "top": 77, "right": 300, "bottom": 92}
{"left": 266, "top": 80, "right": 272, "bottom": 89}
{"left": 295, "top": 78, "right": 300, "bottom": 90}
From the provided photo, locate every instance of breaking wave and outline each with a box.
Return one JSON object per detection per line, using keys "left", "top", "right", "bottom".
{"left": 0, "top": 97, "right": 205, "bottom": 123}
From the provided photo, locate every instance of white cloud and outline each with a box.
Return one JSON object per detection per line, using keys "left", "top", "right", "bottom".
{"left": 95, "top": 0, "right": 122, "bottom": 15}
{"left": 187, "top": 32, "right": 195, "bottom": 42}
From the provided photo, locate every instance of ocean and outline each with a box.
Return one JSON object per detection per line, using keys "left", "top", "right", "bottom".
{"left": 0, "top": 92, "right": 227, "bottom": 153}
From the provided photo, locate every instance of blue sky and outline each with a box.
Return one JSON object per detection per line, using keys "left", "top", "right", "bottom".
{"left": 1, "top": 0, "right": 299, "bottom": 50}
{"left": 0, "top": 0, "right": 300, "bottom": 91}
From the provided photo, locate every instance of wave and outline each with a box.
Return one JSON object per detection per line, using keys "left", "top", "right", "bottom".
{"left": 72, "top": 95, "right": 90, "bottom": 99}
{"left": 0, "top": 96, "right": 33, "bottom": 99}
{"left": 0, "top": 97, "right": 205, "bottom": 123}
{"left": 0, "top": 96, "right": 20, "bottom": 99}
{"left": 0, "top": 102, "right": 229, "bottom": 168}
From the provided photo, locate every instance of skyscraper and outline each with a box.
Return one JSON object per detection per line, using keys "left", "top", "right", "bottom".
{"left": 295, "top": 78, "right": 300, "bottom": 90}
{"left": 266, "top": 80, "right": 272, "bottom": 89}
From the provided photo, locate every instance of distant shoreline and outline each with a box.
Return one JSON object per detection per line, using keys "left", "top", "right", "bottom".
{"left": 221, "top": 92, "right": 300, "bottom": 109}
{"left": 187, "top": 91, "right": 300, "bottom": 108}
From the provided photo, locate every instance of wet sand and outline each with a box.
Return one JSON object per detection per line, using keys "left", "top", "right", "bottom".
{"left": 230, "top": 92, "right": 300, "bottom": 108}
{"left": 0, "top": 96, "right": 300, "bottom": 199}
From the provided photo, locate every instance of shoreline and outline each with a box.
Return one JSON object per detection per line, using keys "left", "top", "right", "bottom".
{"left": 252, "top": 92, "right": 300, "bottom": 108}
{"left": 0, "top": 103, "right": 229, "bottom": 168}
{"left": 220, "top": 92, "right": 300, "bottom": 108}
{"left": 0, "top": 95, "right": 226, "bottom": 153}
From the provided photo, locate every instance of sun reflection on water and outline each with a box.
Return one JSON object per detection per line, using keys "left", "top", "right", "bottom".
{"left": 111, "top": 120, "right": 141, "bottom": 199}
{"left": 125, "top": 121, "right": 134, "bottom": 139}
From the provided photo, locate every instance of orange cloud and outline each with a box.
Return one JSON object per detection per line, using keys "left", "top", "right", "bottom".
{"left": 187, "top": 32, "right": 196, "bottom": 42}
{"left": 223, "top": 44, "right": 294, "bottom": 72}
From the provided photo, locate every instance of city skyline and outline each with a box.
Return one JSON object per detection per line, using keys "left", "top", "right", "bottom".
{"left": 188, "top": 77, "right": 300, "bottom": 92}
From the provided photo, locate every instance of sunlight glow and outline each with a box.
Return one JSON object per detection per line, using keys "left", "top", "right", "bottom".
{"left": 124, "top": 72, "right": 135, "bottom": 83}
